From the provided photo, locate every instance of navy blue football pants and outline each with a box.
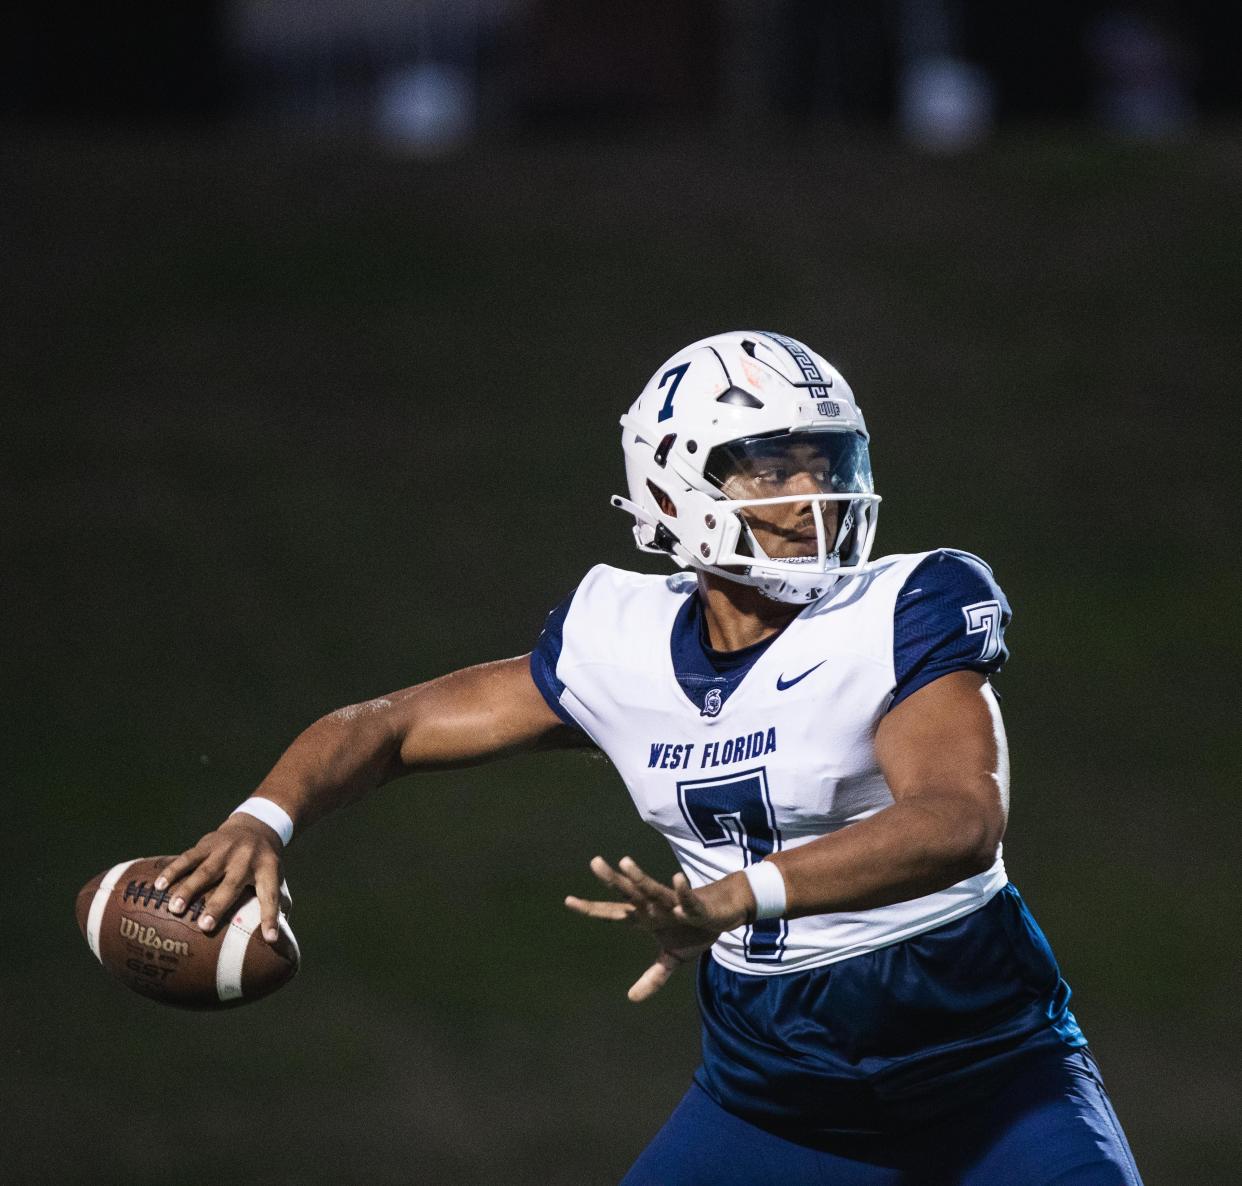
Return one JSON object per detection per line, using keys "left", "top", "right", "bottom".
{"left": 621, "top": 1047, "right": 1142, "bottom": 1185}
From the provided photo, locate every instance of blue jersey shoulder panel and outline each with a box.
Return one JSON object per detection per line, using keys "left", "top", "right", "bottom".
{"left": 891, "top": 549, "right": 1011, "bottom": 710}
{"left": 529, "top": 587, "right": 583, "bottom": 728}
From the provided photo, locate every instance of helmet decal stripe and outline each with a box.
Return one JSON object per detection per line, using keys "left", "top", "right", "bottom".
{"left": 757, "top": 331, "right": 834, "bottom": 396}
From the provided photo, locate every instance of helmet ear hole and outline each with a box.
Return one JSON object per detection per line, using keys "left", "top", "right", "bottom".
{"left": 647, "top": 481, "right": 677, "bottom": 517}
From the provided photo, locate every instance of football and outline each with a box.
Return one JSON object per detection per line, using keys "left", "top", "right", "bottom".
{"left": 75, "top": 855, "right": 300, "bottom": 1009}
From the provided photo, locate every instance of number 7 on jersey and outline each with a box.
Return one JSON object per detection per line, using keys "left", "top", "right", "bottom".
{"left": 677, "top": 767, "right": 787, "bottom": 963}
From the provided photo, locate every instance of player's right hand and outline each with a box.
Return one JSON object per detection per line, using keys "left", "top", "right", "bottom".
{"left": 155, "top": 815, "right": 284, "bottom": 944}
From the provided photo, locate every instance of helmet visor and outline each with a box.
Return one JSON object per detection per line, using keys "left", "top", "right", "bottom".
{"left": 701, "top": 428, "right": 877, "bottom": 574}
{"left": 704, "top": 429, "right": 873, "bottom": 501}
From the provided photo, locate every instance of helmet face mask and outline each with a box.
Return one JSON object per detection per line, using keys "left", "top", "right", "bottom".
{"left": 613, "top": 332, "right": 881, "bottom": 604}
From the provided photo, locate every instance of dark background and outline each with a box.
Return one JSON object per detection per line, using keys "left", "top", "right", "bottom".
{"left": 3, "top": 4, "right": 1240, "bottom": 1183}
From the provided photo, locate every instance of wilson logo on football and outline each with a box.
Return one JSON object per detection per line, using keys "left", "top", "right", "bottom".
{"left": 119, "top": 917, "right": 189, "bottom": 956}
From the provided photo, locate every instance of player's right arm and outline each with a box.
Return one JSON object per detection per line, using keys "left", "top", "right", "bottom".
{"left": 156, "top": 655, "right": 580, "bottom": 942}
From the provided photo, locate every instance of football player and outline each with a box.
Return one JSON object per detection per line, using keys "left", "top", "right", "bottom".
{"left": 157, "top": 333, "right": 1142, "bottom": 1184}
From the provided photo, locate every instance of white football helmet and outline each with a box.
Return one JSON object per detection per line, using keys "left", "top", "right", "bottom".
{"left": 612, "top": 331, "right": 881, "bottom": 604}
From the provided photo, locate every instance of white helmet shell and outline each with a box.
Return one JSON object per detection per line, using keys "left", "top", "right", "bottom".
{"left": 613, "top": 331, "right": 881, "bottom": 603}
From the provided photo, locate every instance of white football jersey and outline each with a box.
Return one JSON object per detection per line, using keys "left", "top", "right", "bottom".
{"left": 531, "top": 550, "right": 1011, "bottom": 976}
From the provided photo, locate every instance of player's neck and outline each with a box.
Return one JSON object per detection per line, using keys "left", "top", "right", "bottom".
{"left": 696, "top": 572, "right": 802, "bottom": 652}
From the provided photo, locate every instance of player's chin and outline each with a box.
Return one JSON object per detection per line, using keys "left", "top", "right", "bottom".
{"left": 771, "top": 540, "right": 820, "bottom": 560}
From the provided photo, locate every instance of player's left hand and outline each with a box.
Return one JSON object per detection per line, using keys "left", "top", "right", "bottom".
{"left": 565, "top": 856, "right": 754, "bottom": 1003}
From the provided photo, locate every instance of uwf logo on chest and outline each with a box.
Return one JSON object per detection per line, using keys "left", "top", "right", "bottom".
{"left": 648, "top": 727, "right": 778, "bottom": 771}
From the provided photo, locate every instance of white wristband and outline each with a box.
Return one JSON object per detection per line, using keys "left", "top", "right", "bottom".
{"left": 231, "top": 797, "right": 294, "bottom": 846}
{"left": 743, "top": 860, "right": 787, "bottom": 920}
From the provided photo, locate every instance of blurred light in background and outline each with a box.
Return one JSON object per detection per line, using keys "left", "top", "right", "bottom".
{"left": 898, "top": 56, "right": 994, "bottom": 152}
{"left": 1085, "top": 8, "right": 1195, "bottom": 140}
{"left": 376, "top": 63, "right": 477, "bottom": 154}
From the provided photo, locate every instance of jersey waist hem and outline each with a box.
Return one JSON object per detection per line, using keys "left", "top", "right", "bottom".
{"left": 708, "top": 875, "right": 1009, "bottom": 977}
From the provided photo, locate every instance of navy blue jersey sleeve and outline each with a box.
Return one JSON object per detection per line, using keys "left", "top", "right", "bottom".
{"left": 529, "top": 588, "right": 584, "bottom": 729}
{"left": 890, "top": 550, "right": 1011, "bottom": 710}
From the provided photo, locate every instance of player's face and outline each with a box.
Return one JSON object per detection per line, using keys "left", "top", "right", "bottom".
{"left": 718, "top": 442, "right": 841, "bottom": 559}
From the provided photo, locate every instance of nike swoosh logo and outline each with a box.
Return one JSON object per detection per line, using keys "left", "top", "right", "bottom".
{"left": 776, "top": 661, "right": 825, "bottom": 691}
